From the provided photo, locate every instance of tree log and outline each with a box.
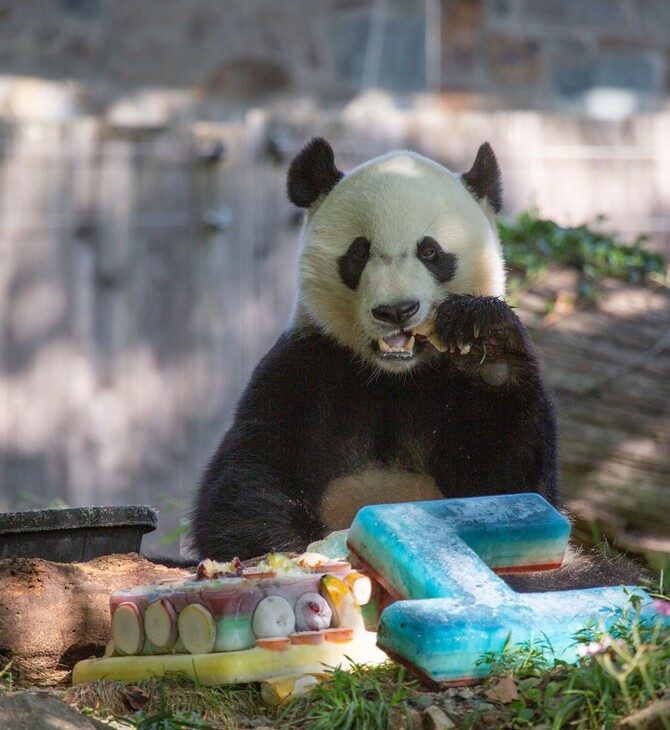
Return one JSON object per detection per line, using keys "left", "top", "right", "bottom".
{"left": 0, "top": 554, "right": 190, "bottom": 686}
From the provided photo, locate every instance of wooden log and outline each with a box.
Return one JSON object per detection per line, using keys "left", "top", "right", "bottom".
{"left": 0, "top": 553, "right": 190, "bottom": 686}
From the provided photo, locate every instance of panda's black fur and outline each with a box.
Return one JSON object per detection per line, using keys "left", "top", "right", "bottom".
{"left": 189, "top": 138, "right": 643, "bottom": 591}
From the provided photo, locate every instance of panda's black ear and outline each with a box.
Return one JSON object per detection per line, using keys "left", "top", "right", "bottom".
{"left": 461, "top": 142, "right": 503, "bottom": 213}
{"left": 287, "top": 137, "right": 344, "bottom": 208}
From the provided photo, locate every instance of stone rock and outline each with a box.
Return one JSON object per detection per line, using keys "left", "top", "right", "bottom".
{"left": 487, "top": 32, "right": 542, "bottom": 84}
{"left": 422, "top": 704, "right": 457, "bottom": 730}
{"left": 0, "top": 692, "right": 112, "bottom": 729}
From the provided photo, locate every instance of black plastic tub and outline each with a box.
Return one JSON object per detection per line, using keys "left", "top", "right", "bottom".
{"left": 0, "top": 505, "right": 158, "bottom": 562}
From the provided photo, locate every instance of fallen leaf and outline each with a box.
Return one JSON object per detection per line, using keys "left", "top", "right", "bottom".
{"left": 122, "top": 684, "right": 151, "bottom": 710}
{"left": 484, "top": 675, "right": 519, "bottom": 703}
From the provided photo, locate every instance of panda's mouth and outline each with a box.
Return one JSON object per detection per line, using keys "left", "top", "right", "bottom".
{"left": 371, "top": 316, "right": 442, "bottom": 362}
{"left": 374, "top": 330, "right": 429, "bottom": 360}
{"left": 377, "top": 331, "right": 415, "bottom": 357}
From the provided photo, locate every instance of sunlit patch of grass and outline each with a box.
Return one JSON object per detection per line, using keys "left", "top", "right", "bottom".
{"left": 67, "top": 663, "right": 421, "bottom": 729}
{"left": 278, "top": 661, "right": 419, "bottom": 729}
{"left": 465, "top": 587, "right": 670, "bottom": 730}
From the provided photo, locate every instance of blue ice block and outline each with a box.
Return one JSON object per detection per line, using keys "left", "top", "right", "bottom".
{"left": 348, "top": 494, "right": 570, "bottom": 600}
{"left": 347, "top": 494, "right": 662, "bottom": 684}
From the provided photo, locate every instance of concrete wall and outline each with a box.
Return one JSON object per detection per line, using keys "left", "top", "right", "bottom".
{"left": 0, "top": 0, "right": 669, "bottom": 122}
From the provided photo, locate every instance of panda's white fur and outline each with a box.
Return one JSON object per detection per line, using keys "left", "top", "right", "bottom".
{"left": 292, "top": 151, "right": 506, "bottom": 373}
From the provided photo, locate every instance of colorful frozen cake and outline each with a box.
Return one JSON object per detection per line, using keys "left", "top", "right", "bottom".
{"left": 72, "top": 553, "right": 385, "bottom": 686}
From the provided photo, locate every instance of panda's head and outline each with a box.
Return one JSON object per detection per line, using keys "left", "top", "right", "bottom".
{"left": 288, "top": 138, "right": 505, "bottom": 374}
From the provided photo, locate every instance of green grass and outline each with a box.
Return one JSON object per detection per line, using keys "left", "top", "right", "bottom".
{"left": 277, "top": 661, "right": 418, "bottom": 729}
{"left": 65, "top": 663, "right": 420, "bottom": 729}
{"left": 0, "top": 659, "right": 15, "bottom": 695}
{"left": 498, "top": 210, "right": 666, "bottom": 302}
{"left": 67, "top": 672, "right": 267, "bottom": 729}
{"left": 465, "top": 589, "right": 670, "bottom": 730}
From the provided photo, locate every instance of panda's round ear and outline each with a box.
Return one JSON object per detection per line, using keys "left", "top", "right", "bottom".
{"left": 287, "top": 137, "right": 344, "bottom": 208}
{"left": 461, "top": 142, "right": 503, "bottom": 213}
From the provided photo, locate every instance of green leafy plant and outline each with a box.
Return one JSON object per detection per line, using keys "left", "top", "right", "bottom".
{"left": 278, "top": 661, "right": 418, "bottom": 730}
{"left": 498, "top": 211, "right": 666, "bottom": 300}
{"left": 469, "top": 590, "right": 670, "bottom": 730}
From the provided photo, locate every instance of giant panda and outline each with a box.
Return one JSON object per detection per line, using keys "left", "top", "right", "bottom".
{"left": 189, "top": 138, "right": 639, "bottom": 589}
{"left": 191, "top": 138, "right": 556, "bottom": 554}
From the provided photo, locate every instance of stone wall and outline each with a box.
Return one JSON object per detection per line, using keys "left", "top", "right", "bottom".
{"left": 0, "top": 0, "right": 668, "bottom": 121}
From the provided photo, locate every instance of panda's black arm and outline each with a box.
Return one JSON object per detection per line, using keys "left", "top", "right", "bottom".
{"left": 189, "top": 333, "right": 331, "bottom": 561}
{"left": 425, "top": 370, "right": 559, "bottom": 505}
{"left": 430, "top": 294, "right": 559, "bottom": 504}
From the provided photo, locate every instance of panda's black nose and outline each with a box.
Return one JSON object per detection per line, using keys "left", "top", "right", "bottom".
{"left": 371, "top": 300, "right": 420, "bottom": 326}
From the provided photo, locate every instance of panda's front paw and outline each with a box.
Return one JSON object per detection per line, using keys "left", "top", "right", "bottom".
{"left": 433, "top": 295, "right": 530, "bottom": 383}
{"left": 434, "top": 295, "right": 523, "bottom": 351}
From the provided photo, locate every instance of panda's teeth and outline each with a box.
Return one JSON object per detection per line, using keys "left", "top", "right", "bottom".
{"left": 377, "top": 335, "right": 416, "bottom": 353}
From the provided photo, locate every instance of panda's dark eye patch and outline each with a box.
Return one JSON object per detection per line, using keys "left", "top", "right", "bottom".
{"left": 417, "top": 238, "right": 438, "bottom": 262}
{"left": 417, "top": 236, "right": 457, "bottom": 283}
{"left": 338, "top": 237, "right": 371, "bottom": 290}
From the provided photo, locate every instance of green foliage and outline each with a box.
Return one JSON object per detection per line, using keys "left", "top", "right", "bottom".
{"left": 126, "top": 707, "right": 214, "bottom": 730}
{"left": 154, "top": 493, "right": 189, "bottom": 546}
{"left": 13, "top": 493, "right": 69, "bottom": 510}
{"left": 0, "top": 659, "right": 15, "bottom": 695}
{"left": 476, "top": 632, "right": 556, "bottom": 677}
{"left": 498, "top": 211, "right": 666, "bottom": 300}
{"left": 278, "top": 661, "right": 418, "bottom": 730}
{"left": 469, "top": 591, "right": 670, "bottom": 730}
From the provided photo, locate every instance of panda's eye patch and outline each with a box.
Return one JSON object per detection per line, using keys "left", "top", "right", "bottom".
{"left": 338, "top": 237, "right": 371, "bottom": 290}
{"left": 417, "top": 237, "right": 439, "bottom": 262}
{"left": 417, "top": 237, "right": 457, "bottom": 283}
{"left": 350, "top": 237, "right": 371, "bottom": 262}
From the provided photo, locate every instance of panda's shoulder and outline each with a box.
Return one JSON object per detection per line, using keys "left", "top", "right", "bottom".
{"left": 246, "top": 327, "right": 353, "bottom": 396}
